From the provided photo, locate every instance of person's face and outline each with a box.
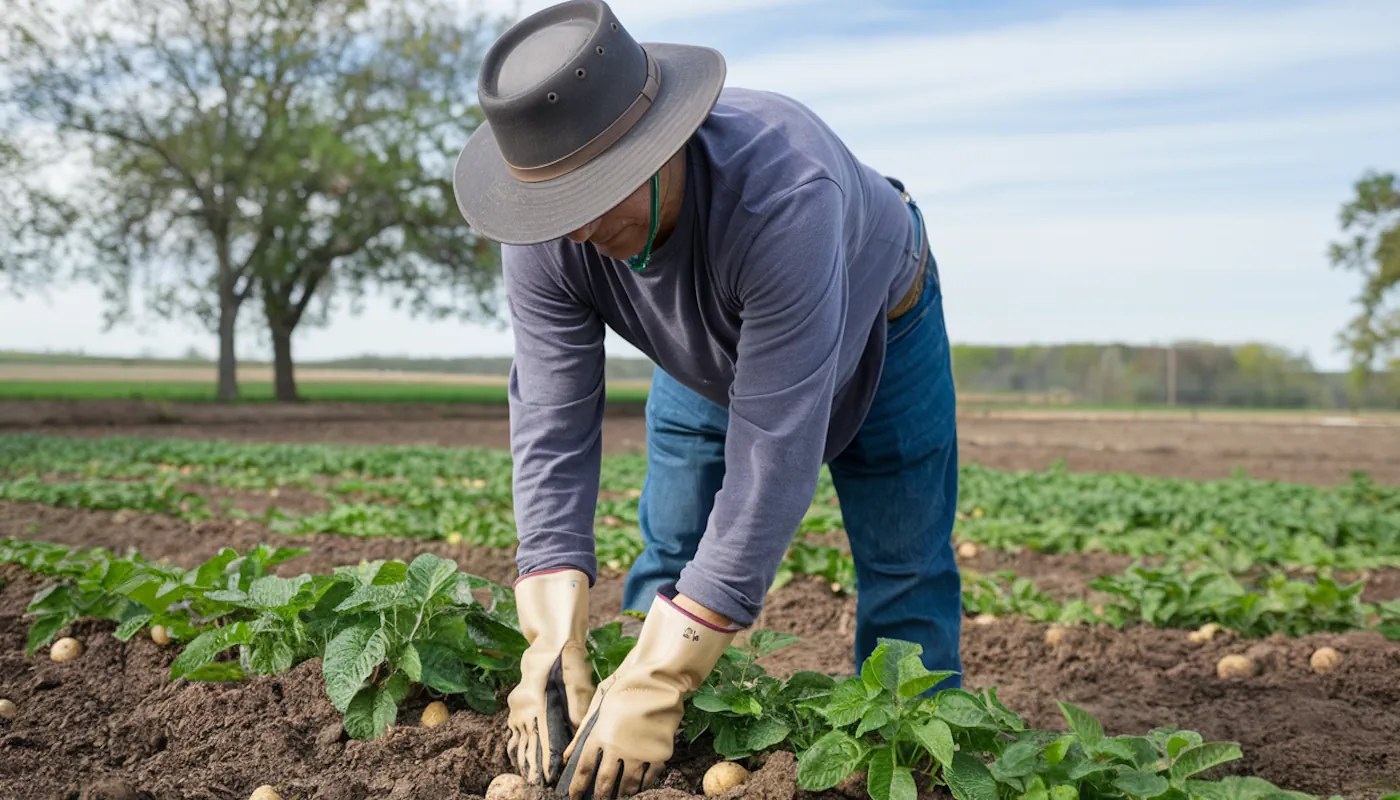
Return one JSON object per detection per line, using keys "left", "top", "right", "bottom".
{"left": 565, "top": 178, "right": 655, "bottom": 261}
{"left": 564, "top": 149, "right": 685, "bottom": 261}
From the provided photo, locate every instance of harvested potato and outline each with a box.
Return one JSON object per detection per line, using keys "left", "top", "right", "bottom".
{"left": 486, "top": 773, "right": 525, "bottom": 800}
{"left": 249, "top": 786, "right": 282, "bottom": 800}
{"left": 1216, "top": 654, "right": 1254, "bottom": 679}
{"left": 1044, "top": 625, "right": 1068, "bottom": 648}
{"left": 0, "top": 698, "right": 16, "bottom": 719}
{"left": 1188, "top": 623, "right": 1221, "bottom": 643}
{"left": 150, "top": 625, "right": 172, "bottom": 646}
{"left": 703, "top": 761, "right": 751, "bottom": 796}
{"left": 50, "top": 637, "right": 82, "bottom": 662}
{"left": 421, "top": 701, "right": 450, "bottom": 728}
{"left": 972, "top": 613, "right": 997, "bottom": 627}
{"left": 445, "top": 532, "right": 464, "bottom": 545}
{"left": 957, "top": 541, "right": 980, "bottom": 559}
{"left": 1310, "top": 646, "right": 1342, "bottom": 674}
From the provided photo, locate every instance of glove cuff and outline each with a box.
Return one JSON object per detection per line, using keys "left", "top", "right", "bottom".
{"left": 514, "top": 568, "right": 591, "bottom": 648}
{"left": 630, "top": 586, "right": 739, "bottom": 694}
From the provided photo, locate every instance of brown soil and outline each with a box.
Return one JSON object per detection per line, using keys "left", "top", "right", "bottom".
{"left": 3, "top": 504, "right": 1399, "bottom": 799}
{"left": 5, "top": 399, "right": 1400, "bottom": 485}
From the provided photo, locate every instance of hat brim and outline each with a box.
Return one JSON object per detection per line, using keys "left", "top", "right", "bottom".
{"left": 453, "top": 42, "right": 725, "bottom": 246}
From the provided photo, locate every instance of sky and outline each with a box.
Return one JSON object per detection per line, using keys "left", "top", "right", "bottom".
{"left": 2, "top": 0, "right": 1398, "bottom": 370}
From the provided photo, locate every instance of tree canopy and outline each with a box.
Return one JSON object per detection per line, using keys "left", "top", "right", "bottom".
{"left": 1, "top": 0, "right": 510, "bottom": 399}
{"left": 1329, "top": 169, "right": 1400, "bottom": 401}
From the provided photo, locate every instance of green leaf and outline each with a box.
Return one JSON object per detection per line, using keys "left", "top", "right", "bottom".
{"left": 417, "top": 641, "right": 474, "bottom": 695}
{"left": 822, "top": 679, "right": 872, "bottom": 728}
{"left": 945, "top": 752, "right": 999, "bottom": 800}
{"left": 323, "top": 620, "right": 389, "bottom": 712}
{"left": 248, "top": 638, "right": 296, "bottom": 675}
{"left": 796, "top": 730, "right": 867, "bottom": 792}
{"left": 1058, "top": 702, "right": 1105, "bottom": 750}
{"left": 1044, "top": 735, "right": 1075, "bottom": 766}
{"left": 912, "top": 719, "right": 956, "bottom": 769}
{"left": 990, "top": 742, "right": 1039, "bottom": 781}
{"left": 1170, "top": 742, "right": 1243, "bottom": 781}
{"left": 372, "top": 561, "right": 409, "bottom": 585}
{"left": 935, "top": 690, "right": 998, "bottom": 729}
{"left": 744, "top": 717, "right": 791, "bottom": 753}
{"left": 1113, "top": 771, "right": 1170, "bottom": 798}
{"left": 691, "top": 690, "right": 730, "bottom": 714}
{"left": 856, "top": 703, "right": 897, "bottom": 738}
{"left": 397, "top": 643, "right": 423, "bottom": 683}
{"left": 746, "top": 629, "right": 800, "bottom": 659}
{"left": 114, "top": 608, "right": 154, "bottom": 642}
{"left": 26, "top": 613, "right": 71, "bottom": 656}
{"left": 170, "top": 622, "right": 251, "bottom": 680}
{"left": 867, "top": 746, "right": 895, "bottom": 800}
{"left": 899, "top": 669, "right": 958, "bottom": 699}
{"left": 727, "top": 693, "right": 763, "bottom": 716}
{"left": 248, "top": 574, "right": 312, "bottom": 609}
{"left": 343, "top": 685, "right": 398, "bottom": 740}
{"left": 406, "top": 553, "right": 458, "bottom": 603}
{"left": 1049, "top": 785, "right": 1080, "bottom": 800}
{"left": 1183, "top": 775, "right": 1299, "bottom": 800}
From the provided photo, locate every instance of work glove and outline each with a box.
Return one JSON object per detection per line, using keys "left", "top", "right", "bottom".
{"left": 507, "top": 568, "right": 596, "bottom": 786}
{"left": 557, "top": 587, "right": 739, "bottom": 800}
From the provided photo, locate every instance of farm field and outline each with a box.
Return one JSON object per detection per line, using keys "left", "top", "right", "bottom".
{"left": 1, "top": 403, "right": 1399, "bottom": 800}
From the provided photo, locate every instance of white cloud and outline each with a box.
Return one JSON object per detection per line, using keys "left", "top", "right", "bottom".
{"left": 462, "top": 0, "right": 809, "bottom": 29}
{"left": 725, "top": 0, "right": 1400, "bottom": 125}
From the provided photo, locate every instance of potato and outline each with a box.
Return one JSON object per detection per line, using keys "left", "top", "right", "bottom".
{"left": 1310, "top": 646, "right": 1342, "bottom": 674}
{"left": 0, "top": 698, "right": 16, "bottom": 719}
{"left": 703, "top": 761, "right": 750, "bottom": 796}
{"left": 1216, "top": 654, "right": 1254, "bottom": 679}
{"left": 249, "top": 786, "right": 282, "bottom": 800}
{"left": 150, "top": 625, "right": 173, "bottom": 646}
{"left": 421, "top": 700, "right": 450, "bottom": 728}
{"left": 1188, "top": 623, "right": 1221, "bottom": 643}
{"left": 971, "top": 613, "right": 998, "bottom": 626}
{"left": 486, "top": 773, "right": 525, "bottom": 800}
{"left": 50, "top": 637, "right": 82, "bottom": 662}
{"left": 956, "top": 541, "right": 980, "bottom": 559}
{"left": 445, "top": 532, "right": 464, "bottom": 545}
{"left": 1044, "top": 625, "right": 1068, "bottom": 648}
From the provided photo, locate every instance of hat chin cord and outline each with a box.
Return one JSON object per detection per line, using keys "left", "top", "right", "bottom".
{"left": 627, "top": 172, "right": 661, "bottom": 272}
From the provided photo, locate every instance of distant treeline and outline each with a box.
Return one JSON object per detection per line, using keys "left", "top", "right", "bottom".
{"left": 316, "top": 342, "right": 1398, "bottom": 410}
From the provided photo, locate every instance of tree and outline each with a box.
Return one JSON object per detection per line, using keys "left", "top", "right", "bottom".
{"left": 0, "top": 135, "right": 76, "bottom": 297}
{"left": 1, "top": 0, "right": 509, "bottom": 401}
{"left": 1328, "top": 170, "right": 1400, "bottom": 406}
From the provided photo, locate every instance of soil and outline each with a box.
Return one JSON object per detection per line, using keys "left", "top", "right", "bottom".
{"left": 3, "top": 504, "right": 1399, "bottom": 800}
{"left": 4, "top": 399, "right": 1400, "bottom": 485}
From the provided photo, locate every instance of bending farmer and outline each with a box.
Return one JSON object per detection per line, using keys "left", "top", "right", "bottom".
{"left": 452, "top": 1, "right": 962, "bottom": 797}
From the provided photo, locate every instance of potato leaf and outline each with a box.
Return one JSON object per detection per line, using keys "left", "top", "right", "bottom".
{"left": 170, "top": 621, "right": 251, "bottom": 680}
{"left": 1058, "top": 701, "right": 1105, "bottom": 750}
{"left": 1170, "top": 742, "right": 1243, "bottom": 782}
{"left": 323, "top": 620, "right": 389, "bottom": 712}
{"left": 796, "top": 730, "right": 867, "bottom": 792}
{"left": 945, "top": 751, "right": 999, "bottom": 800}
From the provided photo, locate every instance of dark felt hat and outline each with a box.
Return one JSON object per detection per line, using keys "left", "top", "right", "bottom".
{"left": 453, "top": 0, "right": 726, "bottom": 245}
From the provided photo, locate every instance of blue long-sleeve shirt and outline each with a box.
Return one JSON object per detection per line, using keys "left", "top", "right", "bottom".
{"left": 503, "top": 87, "right": 921, "bottom": 626}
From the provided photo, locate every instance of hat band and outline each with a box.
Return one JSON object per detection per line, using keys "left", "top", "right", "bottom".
{"left": 505, "top": 49, "right": 660, "bottom": 183}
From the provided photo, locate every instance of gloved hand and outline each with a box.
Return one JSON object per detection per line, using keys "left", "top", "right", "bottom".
{"left": 507, "top": 568, "right": 596, "bottom": 785}
{"left": 557, "top": 586, "right": 739, "bottom": 800}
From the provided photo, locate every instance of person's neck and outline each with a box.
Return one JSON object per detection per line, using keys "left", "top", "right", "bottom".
{"left": 652, "top": 148, "right": 687, "bottom": 249}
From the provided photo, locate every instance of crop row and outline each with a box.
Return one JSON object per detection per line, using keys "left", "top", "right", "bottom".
{"left": 0, "top": 537, "right": 1340, "bottom": 800}
{"left": 3, "top": 434, "right": 1399, "bottom": 570}
{"left": 3, "top": 435, "right": 1399, "bottom": 641}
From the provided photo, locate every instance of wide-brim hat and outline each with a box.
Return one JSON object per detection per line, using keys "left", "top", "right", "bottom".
{"left": 453, "top": 0, "right": 726, "bottom": 246}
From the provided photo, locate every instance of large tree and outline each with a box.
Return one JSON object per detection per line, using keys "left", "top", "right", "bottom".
{"left": 1328, "top": 170, "right": 1400, "bottom": 405}
{"left": 1, "top": 0, "right": 508, "bottom": 400}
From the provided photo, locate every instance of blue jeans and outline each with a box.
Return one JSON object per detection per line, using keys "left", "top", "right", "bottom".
{"left": 621, "top": 236, "right": 962, "bottom": 688}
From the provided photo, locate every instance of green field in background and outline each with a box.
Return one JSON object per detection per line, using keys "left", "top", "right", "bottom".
{"left": 0, "top": 380, "right": 652, "bottom": 405}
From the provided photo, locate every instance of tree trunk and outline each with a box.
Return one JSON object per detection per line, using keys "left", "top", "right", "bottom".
{"left": 216, "top": 290, "right": 240, "bottom": 402}
{"left": 270, "top": 324, "right": 298, "bottom": 402}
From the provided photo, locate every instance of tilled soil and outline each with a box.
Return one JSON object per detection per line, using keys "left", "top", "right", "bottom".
{"left": 5, "top": 399, "right": 1400, "bottom": 485}
{"left": 3, "top": 504, "right": 1400, "bottom": 799}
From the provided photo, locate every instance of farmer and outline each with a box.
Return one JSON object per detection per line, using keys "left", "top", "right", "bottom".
{"left": 452, "top": 1, "right": 961, "bottom": 797}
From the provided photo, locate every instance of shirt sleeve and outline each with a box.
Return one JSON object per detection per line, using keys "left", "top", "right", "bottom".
{"left": 501, "top": 243, "right": 606, "bottom": 585}
{"left": 674, "top": 178, "right": 848, "bottom": 626}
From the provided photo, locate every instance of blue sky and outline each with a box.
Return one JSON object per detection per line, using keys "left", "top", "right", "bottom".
{"left": 3, "top": 0, "right": 1397, "bottom": 370}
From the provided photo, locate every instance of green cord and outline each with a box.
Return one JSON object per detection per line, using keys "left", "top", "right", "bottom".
{"left": 628, "top": 172, "right": 661, "bottom": 272}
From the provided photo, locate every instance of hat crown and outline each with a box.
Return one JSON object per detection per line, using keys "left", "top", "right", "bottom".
{"left": 478, "top": 0, "right": 652, "bottom": 173}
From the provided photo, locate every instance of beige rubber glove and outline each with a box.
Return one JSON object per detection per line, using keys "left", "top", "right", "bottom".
{"left": 557, "top": 589, "right": 739, "bottom": 800}
{"left": 507, "top": 568, "right": 596, "bottom": 785}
